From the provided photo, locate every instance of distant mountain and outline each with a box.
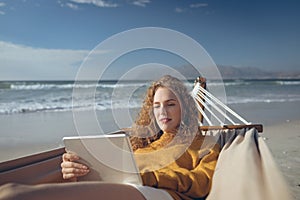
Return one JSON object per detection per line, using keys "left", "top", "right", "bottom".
{"left": 177, "top": 65, "right": 300, "bottom": 80}
{"left": 218, "top": 65, "right": 300, "bottom": 79}
{"left": 217, "top": 65, "right": 272, "bottom": 79}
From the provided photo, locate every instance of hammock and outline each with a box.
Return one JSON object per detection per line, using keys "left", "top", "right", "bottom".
{"left": 192, "top": 77, "right": 291, "bottom": 200}
{"left": 0, "top": 77, "right": 292, "bottom": 200}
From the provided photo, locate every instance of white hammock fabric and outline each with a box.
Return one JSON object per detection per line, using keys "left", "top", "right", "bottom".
{"left": 205, "top": 128, "right": 292, "bottom": 200}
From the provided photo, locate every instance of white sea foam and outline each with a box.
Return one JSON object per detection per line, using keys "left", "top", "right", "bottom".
{"left": 8, "top": 82, "right": 148, "bottom": 90}
{"left": 275, "top": 80, "right": 300, "bottom": 85}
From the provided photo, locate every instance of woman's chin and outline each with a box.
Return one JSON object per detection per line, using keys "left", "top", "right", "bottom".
{"left": 161, "top": 127, "right": 177, "bottom": 134}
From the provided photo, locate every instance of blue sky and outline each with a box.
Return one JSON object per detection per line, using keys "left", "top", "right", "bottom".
{"left": 0, "top": 0, "right": 299, "bottom": 80}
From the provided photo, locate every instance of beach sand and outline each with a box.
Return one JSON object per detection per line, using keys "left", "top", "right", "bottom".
{"left": 0, "top": 101, "right": 299, "bottom": 198}
{"left": 263, "top": 120, "right": 300, "bottom": 200}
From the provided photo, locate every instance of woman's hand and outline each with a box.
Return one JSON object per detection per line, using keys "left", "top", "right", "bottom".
{"left": 61, "top": 151, "right": 90, "bottom": 181}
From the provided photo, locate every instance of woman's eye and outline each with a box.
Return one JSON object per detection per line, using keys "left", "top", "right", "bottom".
{"left": 153, "top": 105, "right": 160, "bottom": 108}
{"left": 168, "top": 103, "right": 175, "bottom": 106}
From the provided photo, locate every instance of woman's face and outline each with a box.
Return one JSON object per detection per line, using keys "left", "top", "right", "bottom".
{"left": 153, "top": 87, "right": 181, "bottom": 133}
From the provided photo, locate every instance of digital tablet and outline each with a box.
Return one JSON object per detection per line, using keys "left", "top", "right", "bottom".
{"left": 63, "top": 132, "right": 142, "bottom": 185}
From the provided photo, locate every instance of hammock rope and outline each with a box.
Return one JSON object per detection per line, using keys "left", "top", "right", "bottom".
{"left": 194, "top": 97, "right": 213, "bottom": 126}
{"left": 192, "top": 82, "right": 251, "bottom": 126}
{"left": 192, "top": 94, "right": 224, "bottom": 125}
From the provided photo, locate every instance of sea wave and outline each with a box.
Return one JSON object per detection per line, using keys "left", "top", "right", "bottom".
{"left": 4, "top": 82, "right": 148, "bottom": 90}
{"left": 10, "top": 83, "right": 74, "bottom": 90}
{"left": 275, "top": 80, "right": 300, "bottom": 85}
{"left": 0, "top": 99, "right": 142, "bottom": 114}
{"left": 3, "top": 79, "right": 300, "bottom": 91}
{"left": 1, "top": 80, "right": 256, "bottom": 91}
{"left": 207, "top": 81, "right": 250, "bottom": 87}
{"left": 208, "top": 79, "right": 300, "bottom": 87}
{"left": 227, "top": 97, "right": 300, "bottom": 104}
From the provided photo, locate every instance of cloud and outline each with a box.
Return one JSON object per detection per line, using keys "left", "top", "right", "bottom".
{"left": 174, "top": 7, "right": 185, "bottom": 13}
{"left": 66, "top": 2, "right": 79, "bottom": 10}
{"left": 61, "top": 0, "right": 152, "bottom": 9}
{"left": 190, "top": 3, "right": 208, "bottom": 8}
{"left": 0, "top": 41, "right": 110, "bottom": 80}
{"left": 0, "top": 1, "right": 5, "bottom": 15}
{"left": 175, "top": 3, "right": 208, "bottom": 14}
{"left": 130, "top": 0, "right": 151, "bottom": 7}
{"left": 69, "top": 0, "right": 118, "bottom": 8}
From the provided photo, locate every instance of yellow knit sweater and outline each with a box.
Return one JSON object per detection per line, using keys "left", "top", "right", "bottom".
{"left": 134, "top": 132, "right": 220, "bottom": 200}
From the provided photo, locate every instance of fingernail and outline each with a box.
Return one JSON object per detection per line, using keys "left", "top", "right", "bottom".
{"left": 82, "top": 165, "right": 88, "bottom": 170}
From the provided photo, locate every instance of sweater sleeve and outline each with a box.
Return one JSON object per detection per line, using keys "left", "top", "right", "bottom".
{"left": 140, "top": 140, "right": 219, "bottom": 199}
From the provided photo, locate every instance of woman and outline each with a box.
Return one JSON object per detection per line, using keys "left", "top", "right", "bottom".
{"left": 62, "top": 75, "right": 220, "bottom": 200}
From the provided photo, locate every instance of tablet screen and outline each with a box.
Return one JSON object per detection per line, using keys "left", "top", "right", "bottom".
{"left": 63, "top": 132, "right": 142, "bottom": 185}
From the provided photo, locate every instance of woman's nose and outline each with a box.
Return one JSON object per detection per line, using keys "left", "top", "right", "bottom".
{"left": 160, "top": 105, "right": 167, "bottom": 115}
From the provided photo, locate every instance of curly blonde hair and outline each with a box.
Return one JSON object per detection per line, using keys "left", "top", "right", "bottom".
{"left": 129, "top": 75, "right": 199, "bottom": 151}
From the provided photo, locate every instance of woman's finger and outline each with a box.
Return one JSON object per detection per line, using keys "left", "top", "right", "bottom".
{"left": 62, "top": 173, "right": 77, "bottom": 180}
{"left": 62, "top": 152, "right": 79, "bottom": 162}
{"left": 61, "top": 165, "right": 89, "bottom": 175}
{"left": 62, "top": 168, "right": 89, "bottom": 179}
{"left": 61, "top": 163, "right": 89, "bottom": 180}
{"left": 61, "top": 161, "right": 88, "bottom": 170}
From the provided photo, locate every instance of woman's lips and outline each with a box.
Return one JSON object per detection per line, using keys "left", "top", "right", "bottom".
{"left": 160, "top": 118, "right": 171, "bottom": 123}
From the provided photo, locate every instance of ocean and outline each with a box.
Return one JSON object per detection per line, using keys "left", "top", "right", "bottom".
{"left": 0, "top": 79, "right": 300, "bottom": 115}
